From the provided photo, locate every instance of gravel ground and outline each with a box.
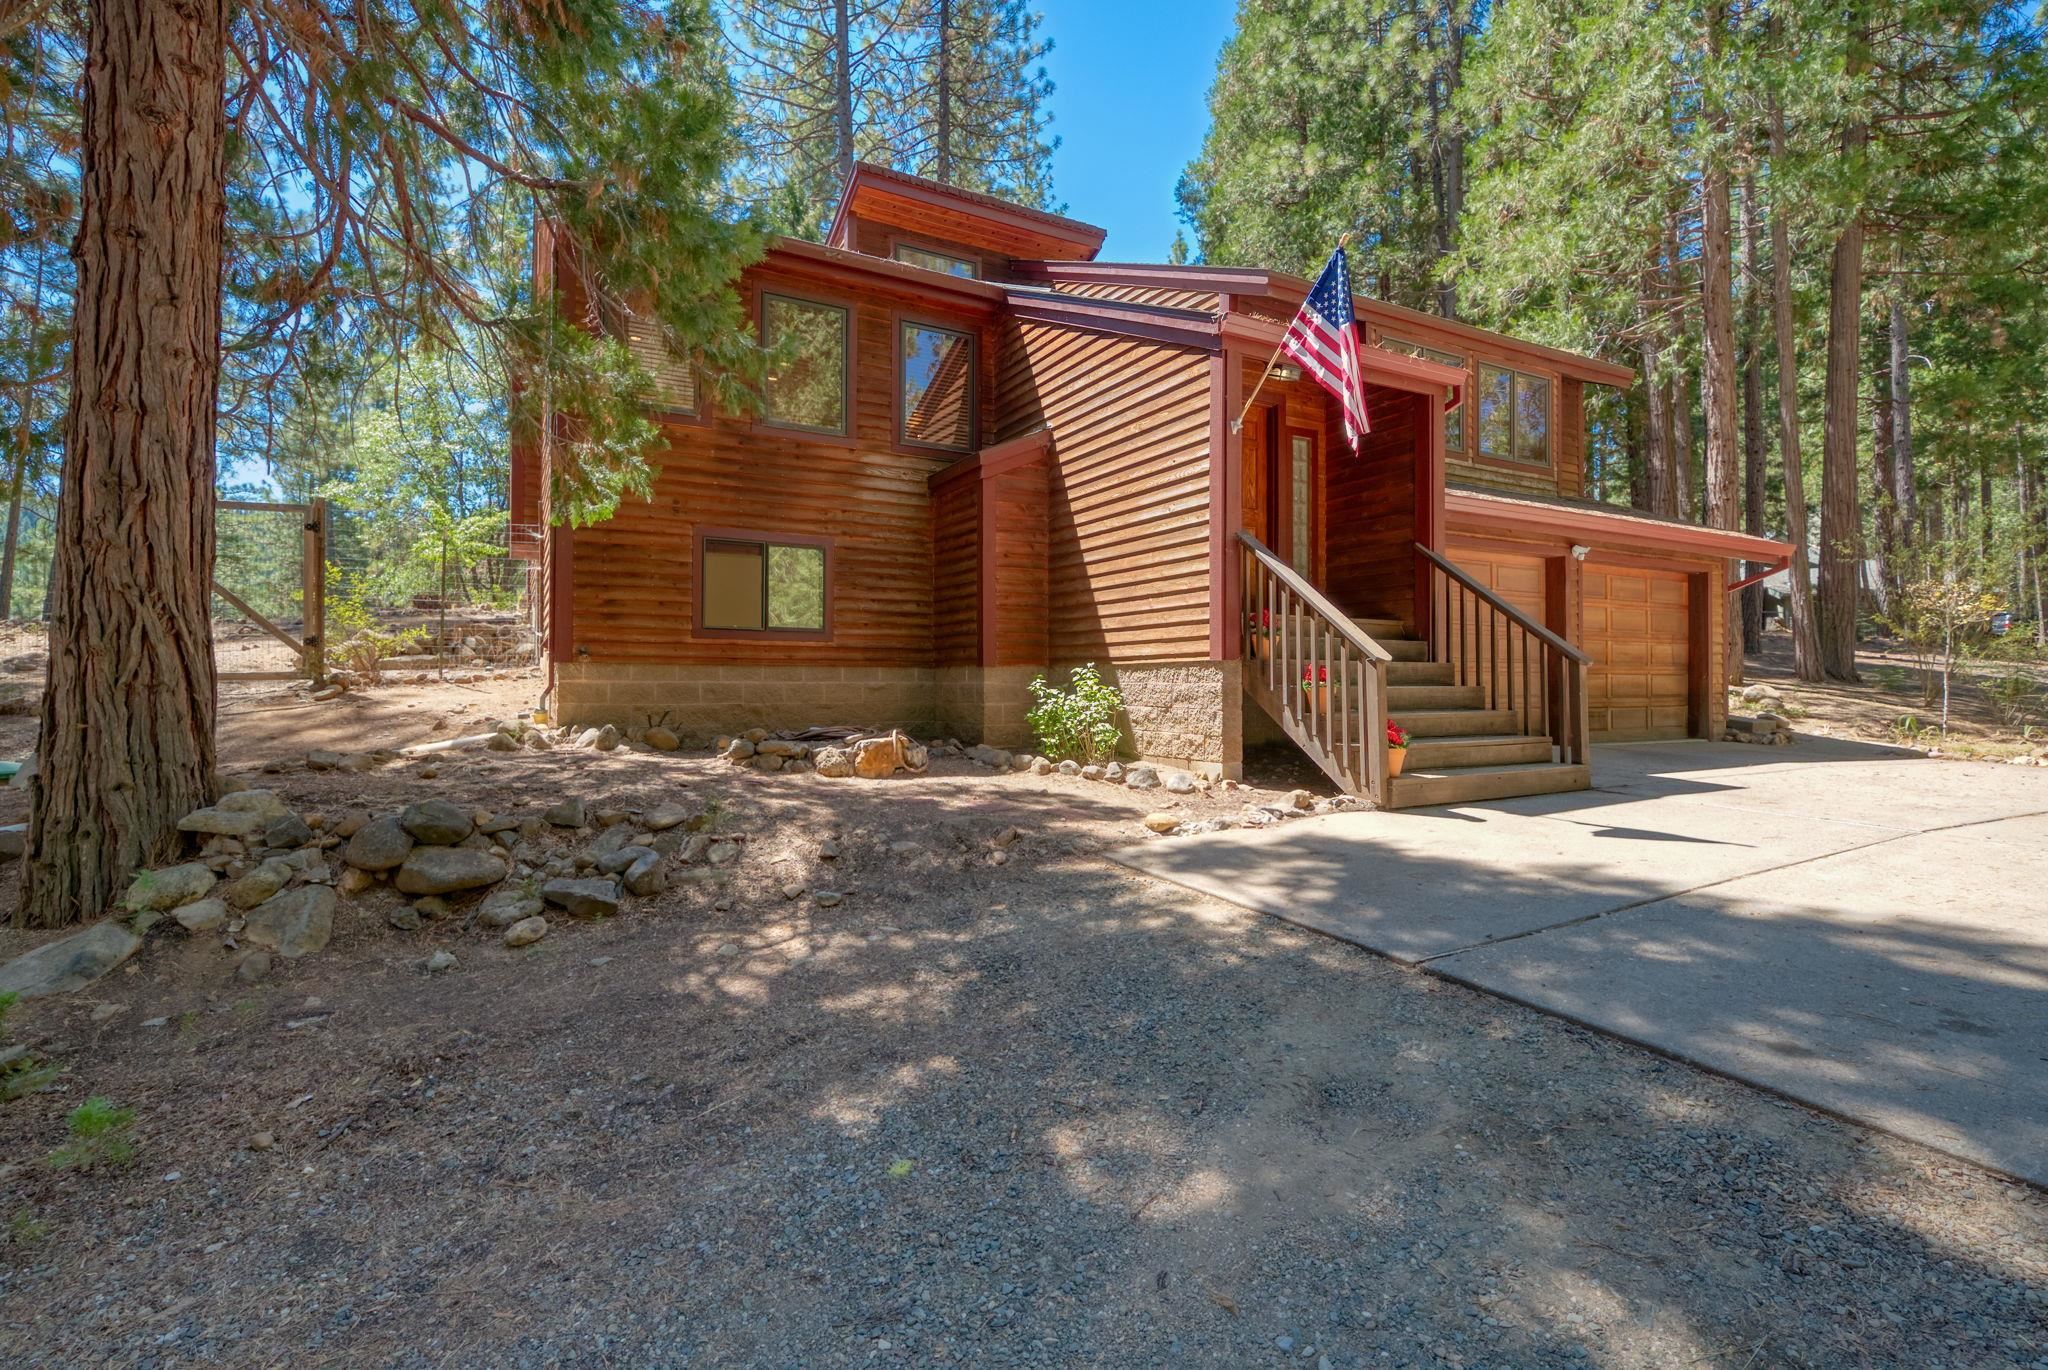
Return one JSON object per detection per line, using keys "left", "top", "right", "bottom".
{"left": 0, "top": 740, "right": 2044, "bottom": 1368}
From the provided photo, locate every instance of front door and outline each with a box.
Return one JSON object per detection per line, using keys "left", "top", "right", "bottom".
{"left": 1242, "top": 404, "right": 1280, "bottom": 551}
{"left": 1242, "top": 406, "right": 1316, "bottom": 580}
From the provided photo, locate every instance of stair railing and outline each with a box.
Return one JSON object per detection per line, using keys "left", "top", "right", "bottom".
{"left": 1238, "top": 531, "right": 1393, "bottom": 804}
{"left": 1415, "top": 542, "right": 1592, "bottom": 765}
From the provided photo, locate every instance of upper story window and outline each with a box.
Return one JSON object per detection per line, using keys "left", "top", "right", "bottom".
{"left": 1477, "top": 363, "right": 1551, "bottom": 465}
{"left": 899, "top": 320, "right": 975, "bottom": 451}
{"left": 761, "top": 292, "right": 849, "bottom": 434}
{"left": 1378, "top": 336, "right": 1466, "bottom": 451}
{"left": 622, "top": 317, "right": 697, "bottom": 414}
{"left": 894, "top": 244, "right": 978, "bottom": 278}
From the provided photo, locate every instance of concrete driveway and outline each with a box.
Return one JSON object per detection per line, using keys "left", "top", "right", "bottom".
{"left": 1112, "top": 737, "right": 2048, "bottom": 1187}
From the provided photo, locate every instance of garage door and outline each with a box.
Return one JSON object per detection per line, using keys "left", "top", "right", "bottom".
{"left": 1444, "top": 543, "right": 1550, "bottom": 713}
{"left": 1584, "top": 564, "right": 1692, "bottom": 741}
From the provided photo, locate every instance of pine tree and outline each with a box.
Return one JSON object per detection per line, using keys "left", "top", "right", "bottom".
{"left": 900, "top": 0, "right": 1057, "bottom": 205}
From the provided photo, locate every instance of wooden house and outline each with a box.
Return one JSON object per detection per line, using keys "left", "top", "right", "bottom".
{"left": 510, "top": 164, "right": 1790, "bottom": 807}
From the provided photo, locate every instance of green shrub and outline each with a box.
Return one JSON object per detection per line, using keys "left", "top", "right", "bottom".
{"left": 1026, "top": 663, "right": 1124, "bottom": 763}
{"left": 47, "top": 1097, "right": 136, "bottom": 1171}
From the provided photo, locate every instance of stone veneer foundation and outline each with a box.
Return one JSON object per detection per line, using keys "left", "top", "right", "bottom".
{"left": 552, "top": 657, "right": 1245, "bottom": 776}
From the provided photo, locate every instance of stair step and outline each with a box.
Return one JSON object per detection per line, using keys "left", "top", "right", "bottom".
{"left": 1379, "top": 638, "right": 1431, "bottom": 662}
{"left": 1389, "top": 762, "right": 1591, "bottom": 809}
{"left": 1402, "top": 733, "right": 1556, "bottom": 769}
{"left": 1352, "top": 617, "right": 1412, "bottom": 640}
{"left": 1387, "top": 683, "right": 1486, "bottom": 711}
{"left": 1391, "top": 708, "right": 1524, "bottom": 737}
{"left": 1386, "top": 660, "right": 1455, "bottom": 686}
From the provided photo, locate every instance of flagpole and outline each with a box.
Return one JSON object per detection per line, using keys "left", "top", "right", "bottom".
{"left": 1227, "top": 232, "right": 1355, "bottom": 435}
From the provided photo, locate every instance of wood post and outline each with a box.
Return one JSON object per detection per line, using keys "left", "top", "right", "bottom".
{"left": 303, "top": 497, "right": 326, "bottom": 682}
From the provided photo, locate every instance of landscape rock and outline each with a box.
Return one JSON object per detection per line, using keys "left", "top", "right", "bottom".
{"left": 173, "top": 898, "right": 228, "bottom": 933}
{"left": 623, "top": 851, "right": 665, "bottom": 896}
{"left": 1080, "top": 764, "right": 1103, "bottom": 781}
{"left": 597, "top": 844, "right": 656, "bottom": 875}
{"left": 1056, "top": 759, "right": 1081, "bottom": 776}
{"left": 236, "top": 950, "right": 273, "bottom": 983}
{"left": 306, "top": 749, "right": 343, "bottom": 771}
{"left": 811, "top": 747, "right": 854, "bottom": 778}
{"left": 1009, "top": 753, "right": 1034, "bottom": 771}
{"left": 343, "top": 816, "right": 415, "bottom": 872}
{"left": 1030, "top": 757, "right": 1054, "bottom": 775}
{"left": 0, "top": 921, "right": 144, "bottom": 999}
{"left": 336, "top": 752, "right": 382, "bottom": 773}
{"left": 393, "top": 847, "right": 506, "bottom": 896}
{"left": 387, "top": 905, "right": 423, "bottom": 931}
{"left": 645, "top": 805, "right": 693, "bottom": 831}
{"left": 543, "top": 877, "right": 622, "bottom": 918}
{"left": 755, "top": 739, "right": 805, "bottom": 758}
{"left": 706, "top": 840, "right": 742, "bottom": 866}
{"left": 591, "top": 724, "right": 621, "bottom": 751}
{"left": 477, "top": 887, "right": 545, "bottom": 928}
{"left": 242, "top": 886, "right": 337, "bottom": 959}
{"left": 423, "top": 950, "right": 457, "bottom": 974}
{"left": 1104, "top": 762, "right": 1125, "bottom": 782}
{"left": 813, "top": 890, "right": 843, "bottom": 908}
{"left": 177, "top": 805, "right": 267, "bottom": 838}
{"left": 851, "top": 731, "right": 928, "bottom": 779}
{"left": 1163, "top": 770, "right": 1198, "bottom": 794}
{"left": 399, "top": 799, "right": 474, "bottom": 846}
{"left": 221, "top": 858, "right": 292, "bottom": 911}
{"left": 121, "top": 862, "right": 218, "bottom": 912}
{"left": 644, "top": 726, "right": 680, "bottom": 751}
{"left": 337, "top": 866, "right": 376, "bottom": 896}
{"left": 1287, "top": 789, "right": 1315, "bottom": 811}
{"left": 503, "top": 915, "right": 549, "bottom": 947}
{"left": 544, "top": 798, "right": 587, "bottom": 828}
{"left": 751, "top": 753, "right": 786, "bottom": 773}
{"left": 1124, "top": 764, "right": 1161, "bottom": 790}
{"left": 1142, "top": 812, "right": 1180, "bottom": 833}
{"left": 264, "top": 814, "right": 315, "bottom": 849}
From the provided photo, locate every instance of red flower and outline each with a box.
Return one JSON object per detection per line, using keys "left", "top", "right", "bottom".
{"left": 1386, "top": 720, "right": 1409, "bottom": 749}
{"left": 1298, "top": 664, "right": 1328, "bottom": 690}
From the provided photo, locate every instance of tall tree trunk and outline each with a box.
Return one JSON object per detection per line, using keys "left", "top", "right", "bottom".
{"left": 1638, "top": 331, "right": 1675, "bottom": 517}
{"left": 1, "top": 251, "right": 48, "bottom": 621}
{"left": 833, "top": 0, "right": 855, "bottom": 184}
{"left": 933, "top": 0, "right": 953, "bottom": 182}
{"left": 1872, "top": 366, "right": 1896, "bottom": 602}
{"left": 1767, "top": 64, "right": 1822, "bottom": 683}
{"left": 2026, "top": 453, "right": 2047, "bottom": 646}
{"left": 1740, "top": 176, "right": 1768, "bottom": 655}
{"left": 1888, "top": 297, "right": 1917, "bottom": 545}
{"left": 19, "top": 0, "right": 227, "bottom": 929}
{"left": 1817, "top": 19, "right": 1868, "bottom": 682}
{"left": 1673, "top": 367, "right": 1695, "bottom": 521}
{"left": 1627, "top": 384, "right": 1648, "bottom": 511}
{"left": 1699, "top": 15, "right": 1741, "bottom": 683}
{"left": 1427, "top": 0, "right": 1465, "bottom": 319}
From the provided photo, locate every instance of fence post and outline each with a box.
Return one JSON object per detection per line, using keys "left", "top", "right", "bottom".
{"left": 303, "top": 498, "right": 326, "bottom": 683}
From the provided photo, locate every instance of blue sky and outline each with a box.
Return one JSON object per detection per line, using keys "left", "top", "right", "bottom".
{"left": 1034, "top": 0, "right": 1236, "bottom": 262}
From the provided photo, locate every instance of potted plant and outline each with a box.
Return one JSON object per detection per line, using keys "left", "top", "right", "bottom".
{"left": 1299, "top": 663, "right": 1329, "bottom": 714}
{"left": 1386, "top": 720, "right": 1411, "bottom": 777}
{"left": 1248, "top": 608, "right": 1273, "bottom": 661}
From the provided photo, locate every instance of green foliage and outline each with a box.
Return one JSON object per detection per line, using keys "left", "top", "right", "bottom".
{"left": 47, "top": 1097, "right": 136, "bottom": 1171}
{"left": 1984, "top": 671, "right": 2044, "bottom": 731}
{"left": 1026, "top": 663, "right": 1124, "bottom": 764}
{"left": 5, "top": 1210, "right": 50, "bottom": 1245}
{"left": 334, "top": 625, "right": 430, "bottom": 681}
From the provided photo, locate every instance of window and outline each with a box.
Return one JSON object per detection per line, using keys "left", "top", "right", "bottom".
{"left": 894, "top": 244, "right": 978, "bottom": 278}
{"left": 899, "top": 321, "right": 974, "bottom": 451}
{"left": 1477, "top": 363, "right": 1551, "bottom": 465}
{"left": 1289, "top": 433, "right": 1313, "bottom": 578}
{"left": 1379, "top": 336, "right": 1466, "bottom": 451}
{"left": 761, "top": 293, "right": 849, "bottom": 433}
{"left": 700, "top": 534, "right": 828, "bottom": 634}
{"left": 621, "top": 316, "right": 696, "bottom": 414}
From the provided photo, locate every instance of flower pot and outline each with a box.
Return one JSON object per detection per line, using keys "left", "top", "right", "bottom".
{"left": 1249, "top": 632, "right": 1269, "bottom": 662}
{"left": 1301, "top": 684, "right": 1328, "bottom": 715}
{"left": 1387, "top": 745, "right": 1408, "bottom": 778}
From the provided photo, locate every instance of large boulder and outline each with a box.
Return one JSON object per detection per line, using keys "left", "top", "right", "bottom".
{"left": 221, "top": 858, "right": 293, "bottom": 911}
{"left": 542, "top": 877, "right": 621, "bottom": 918}
{"left": 393, "top": 847, "right": 506, "bottom": 896}
{"left": 0, "top": 921, "right": 143, "bottom": 998}
{"left": 812, "top": 747, "right": 854, "bottom": 778}
{"left": 343, "top": 816, "right": 415, "bottom": 872}
{"left": 399, "top": 799, "right": 474, "bottom": 846}
{"left": 851, "top": 732, "right": 928, "bottom": 780}
{"left": 120, "top": 862, "right": 218, "bottom": 913}
{"left": 242, "top": 886, "right": 336, "bottom": 959}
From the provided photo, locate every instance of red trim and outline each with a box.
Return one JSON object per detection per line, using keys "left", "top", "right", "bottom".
{"left": 1006, "top": 292, "right": 1219, "bottom": 349}
{"left": 1726, "top": 558, "right": 1790, "bottom": 593}
{"left": 691, "top": 526, "right": 836, "bottom": 643}
{"left": 927, "top": 427, "right": 1052, "bottom": 492}
{"left": 549, "top": 523, "right": 575, "bottom": 664}
{"left": 1446, "top": 487, "right": 1794, "bottom": 561}
{"left": 766, "top": 237, "right": 1006, "bottom": 308}
{"left": 826, "top": 162, "right": 1107, "bottom": 259}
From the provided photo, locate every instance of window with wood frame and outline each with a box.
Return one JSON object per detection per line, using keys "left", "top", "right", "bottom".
{"left": 621, "top": 315, "right": 697, "bottom": 414}
{"left": 761, "top": 293, "right": 849, "bottom": 434}
{"left": 700, "top": 534, "right": 829, "bottom": 634}
{"left": 899, "top": 320, "right": 974, "bottom": 451}
{"left": 1378, "top": 336, "right": 1466, "bottom": 451}
{"left": 894, "top": 244, "right": 978, "bottom": 278}
{"left": 1476, "top": 363, "right": 1551, "bottom": 465}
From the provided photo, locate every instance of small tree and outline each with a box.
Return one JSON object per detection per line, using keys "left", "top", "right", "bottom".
{"left": 1882, "top": 571, "right": 2004, "bottom": 735}
{"left": 1025, "top": 664, "right": 1124, "bottom": 764}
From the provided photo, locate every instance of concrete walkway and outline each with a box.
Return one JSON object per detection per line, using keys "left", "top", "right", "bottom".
{"left": 1112, "top": 737, "right": 2048, "bottom": 1187}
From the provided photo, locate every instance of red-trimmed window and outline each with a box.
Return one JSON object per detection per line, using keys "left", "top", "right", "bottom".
{"left": 761, "top": 293, "right": 850, "bottom": 435}
{"left": 1477, "top": 363, "right": 1551, "bottom": 465}
{"left": 899, "top": 320, "right": 975, "bottom": 451}
{"left": 699, "top": 532, "right": 830, "bottom": 636}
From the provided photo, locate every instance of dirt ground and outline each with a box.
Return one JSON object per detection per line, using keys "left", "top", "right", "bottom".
{"left": 1743, "top": 627, "right": 2048, "bottom": 762}
{"left": 0, "top": 673, "right": 2044, "bottom": 1366}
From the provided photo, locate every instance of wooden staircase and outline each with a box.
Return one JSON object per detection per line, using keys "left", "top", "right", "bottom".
{"left": 1237, "top": 534, "right": 1593, "bottom": 810}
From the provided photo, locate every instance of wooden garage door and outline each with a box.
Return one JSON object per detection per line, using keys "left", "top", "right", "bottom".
{"left": 1584, "top": 565, "right": 1691, "bottom": 741}
{"left": 1443, "top": 543, "right": 1549, "bottom": 716}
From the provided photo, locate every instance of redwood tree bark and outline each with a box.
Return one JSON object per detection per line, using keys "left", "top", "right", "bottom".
{"left": 1818, "top": 18, "right": 1868, "bottom": 682}
{"left": 1768, "top": 66, "right": 1822, "bottom": 683}
{"left": 18, "top": 0, "right": 227, "bottom": 928}
{"left": 1698, "top": 19, "right": 1741, "bottom": 684}
{"left": 1740, "top": 176, "right": 1768, "bottom": 656}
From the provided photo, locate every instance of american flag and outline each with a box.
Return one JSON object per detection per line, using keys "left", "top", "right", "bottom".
{"left": 1281, "top": 247, "right": 1370, "bottom": 449}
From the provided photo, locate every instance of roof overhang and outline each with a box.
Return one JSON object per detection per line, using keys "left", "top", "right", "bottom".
{"left": 763, "top": 237, "right": 1008, "bottom": 309}
{"left": 826, "top": 163, "right": 1107, "bottom": 261}
{"left": 929, "top": 426, "right": 1052, "bottom": 492}
{"left": 1006, "top": 290, "right": 1219, "bottom": 349}
{"left": 1446, "top": 486, "right": 1795, "bottom": 561}
{"left": 1219, "top": 317, "right": 1465, "bottom": 405}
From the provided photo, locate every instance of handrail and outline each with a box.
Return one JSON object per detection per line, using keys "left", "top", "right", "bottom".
{"left": 1413, "top": 542, "right": 1590, "bottom": 665}
{"left": 1239, "top": 532, "right": 1392, "bottom": 661}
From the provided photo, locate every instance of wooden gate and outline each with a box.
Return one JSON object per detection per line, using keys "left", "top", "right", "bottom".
{"left": 214, "top": 498, "right": 326, "bottom": 683}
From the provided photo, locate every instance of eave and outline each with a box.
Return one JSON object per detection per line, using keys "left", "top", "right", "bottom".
{"left": 765, "top": 237, "right": 1009, "bottom": 309}
{"left": 1446, "top": 485, "right": 1794, "bottom": 562}
{"left": 1004, "top": 290, "right": 1220, "bottom": 349}
{"left": 826, "top": 163, "right": 1107, "bottom": 260}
